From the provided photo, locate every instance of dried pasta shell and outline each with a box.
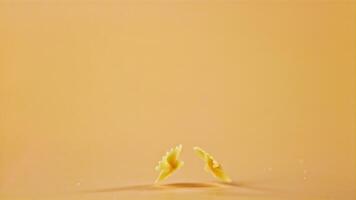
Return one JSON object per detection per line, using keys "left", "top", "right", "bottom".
{"left": 193, "top": 146, "right": 231, "bottom": 182}
{"left": 155, "top": 144, "right": 184, "bottom": 183}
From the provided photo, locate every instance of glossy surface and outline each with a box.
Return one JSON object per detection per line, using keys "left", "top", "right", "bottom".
{"left": 0, "top": 1, "right": 355, "bottom": 200}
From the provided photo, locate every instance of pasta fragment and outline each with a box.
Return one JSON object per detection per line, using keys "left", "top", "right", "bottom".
{"left": 193, "top": 147, "right": 232, "bottom": 182}
{"left": 155, "top": 144, "right": 184, "bottom": 183}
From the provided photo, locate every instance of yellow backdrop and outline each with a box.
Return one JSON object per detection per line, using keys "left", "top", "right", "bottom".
{"left": 0, "top": 1, "right": 355, "bottom": 200}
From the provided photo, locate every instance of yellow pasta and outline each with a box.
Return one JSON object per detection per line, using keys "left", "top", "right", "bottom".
{"left": 155, "top": 144, "right": 184, "bottom": 183}
{"left": 193, "top": 146, "right": 232, "bottom": 182}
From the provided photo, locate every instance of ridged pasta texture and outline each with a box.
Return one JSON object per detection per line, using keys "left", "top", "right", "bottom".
{"left": 193, "top": 146, "right": 232, "bottom": 182}
{"left": 155, "top": 144, "right": 184, "bottom": 183}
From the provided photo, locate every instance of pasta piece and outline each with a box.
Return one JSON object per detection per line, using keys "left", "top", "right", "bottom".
{"left": 155, "top": 144, "right": 184, "bottom": 183}
{"left": 193, "top": 147, "right": 232, "bottom": 182}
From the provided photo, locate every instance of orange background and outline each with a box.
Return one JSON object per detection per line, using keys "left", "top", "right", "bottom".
{"left": 0, "top": 1, "right": 355, "bottom": 200}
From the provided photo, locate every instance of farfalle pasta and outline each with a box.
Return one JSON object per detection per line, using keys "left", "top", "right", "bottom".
{"left": 155, "top": 144, "right": 184, "bottom": 183}
{"left": 193, "top": 146, "right": 232, "bottom": 182}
